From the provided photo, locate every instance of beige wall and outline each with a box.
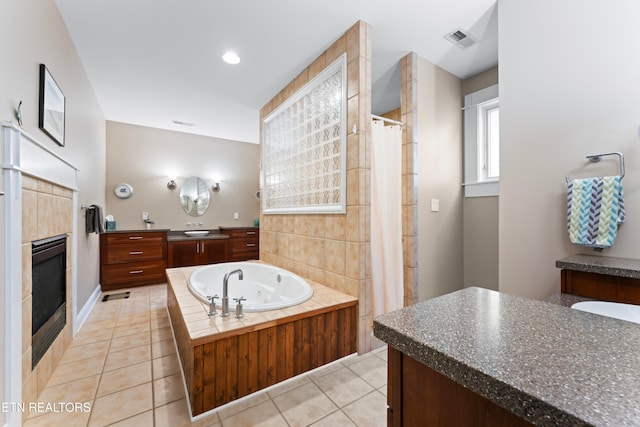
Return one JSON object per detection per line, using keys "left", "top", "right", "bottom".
{"left": 462, "top": 66, "right": 499, "bottom": 291}
{"left": 462, "top": 66, "right": 498, "bottom": 96}
{"left": 416, "top": 56, "right": 464, "bottom": 300}
{"left": 1, "top": 0, "right": 106, "bottom": 309}
{"left": 463, "top": 197, "right": 499, "bottom": 290}
{"left": 260, "top": 21, "right": 373, "bottom": 353}
{"left": 106, "top": 121, "right": 260, "bottom": 230}
{"left": 1, "top": 0, "right": 106, "bottom": 418}
{"left": 499, "top": 1, "right": 640, "bottom": 299}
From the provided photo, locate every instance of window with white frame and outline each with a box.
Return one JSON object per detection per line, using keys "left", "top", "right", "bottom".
{"left": 478, "top": 98, "right": 500, "bottom": 181}
{"left": 463, "top": 84, "right": 499, "bottom": 197}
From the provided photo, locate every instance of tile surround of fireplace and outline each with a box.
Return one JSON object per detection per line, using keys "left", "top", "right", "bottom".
{"left": 2, "top": 122, "right": 79, "bottom": 425}
{"left": 21, "top": 176, "right": 74, "bottom": 419}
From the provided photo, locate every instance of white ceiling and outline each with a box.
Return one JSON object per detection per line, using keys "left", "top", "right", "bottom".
{"left": 55, "top": 0, "right": 498, "bottom": 144}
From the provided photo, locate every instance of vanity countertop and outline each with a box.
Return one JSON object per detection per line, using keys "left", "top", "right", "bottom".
{"left": 556, "top": 254, "right": 640, "bottom": 279}
{"left": 373, "top": 287, "right": 640, "bottom": 426}
{"left": 102, "top": 229, "right": 170, "bottom": 234}
{"left": 218, "top": 226, "right": 259, "bottom": 230}
{"left": 543, "top": 292, "right": 594, "bottom": 307}
{"left": 166, "top": 230, "right": 229, "bottom": 241}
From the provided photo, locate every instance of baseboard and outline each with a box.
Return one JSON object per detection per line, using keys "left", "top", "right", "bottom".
{"left": 74, "top": 284, "right": 101, "bottom": 335}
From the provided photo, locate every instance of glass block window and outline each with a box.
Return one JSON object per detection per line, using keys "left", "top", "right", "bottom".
{"left": 262, "top": 54, "right": 347, "bottom": 214}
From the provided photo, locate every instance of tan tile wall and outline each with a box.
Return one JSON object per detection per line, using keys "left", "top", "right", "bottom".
{"left": 400, "top": 53, "right": 419, "bottom": 307}
{"left": 260, "top": 21, "right": 373, "bottom": 354}
{"left": 21, "top": 175, "right": 74, "bottom": 420}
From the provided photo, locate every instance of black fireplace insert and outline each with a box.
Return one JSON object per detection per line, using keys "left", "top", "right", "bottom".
{"left": 31, "top": 234, "right": 67, "bottom": 369}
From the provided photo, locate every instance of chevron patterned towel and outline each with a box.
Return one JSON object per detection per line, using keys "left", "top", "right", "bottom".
{"left": 566, "top": 176, "right": 625, "bottom": 248}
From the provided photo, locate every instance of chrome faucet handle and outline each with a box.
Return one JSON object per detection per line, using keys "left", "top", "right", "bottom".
{"left": 234, "top": 297, "right": 246, "bottom": 319}
{"left": 207, "top": 295, "right": 219, "bottom": 316}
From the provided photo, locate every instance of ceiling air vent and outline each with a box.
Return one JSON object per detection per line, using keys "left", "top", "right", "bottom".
{"left": 444, "top": 28, "right": 476, "bottom": 49}
{"left": 172, "top": 120, "right": 195, "bottom": 127}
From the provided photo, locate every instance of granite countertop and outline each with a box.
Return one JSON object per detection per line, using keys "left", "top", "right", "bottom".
{"left": 373, "top": 287, "right": 640, "bottom": 426}
{"left": 556, "top": 254, "right": 640, "bottom": 279}
{"left": 544, "top": 292, "right": 594, "bottom": 307}
{"left": 102, "top": 229, "right": 170, "bottom": 233}
{"left": 218, "top": 226, "right": 259, "bottom": 230}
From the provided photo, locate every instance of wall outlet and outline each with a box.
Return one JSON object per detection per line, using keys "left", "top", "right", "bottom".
{"left": 142, "top": 211, "right": 149, "bottom": 221}
{"left": 234, "top": 212, "right": 239, "bottom": 220}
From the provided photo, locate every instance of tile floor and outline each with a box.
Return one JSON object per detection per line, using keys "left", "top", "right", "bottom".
{"left": 24, "top": 284, "right": 388, "bottom": 427}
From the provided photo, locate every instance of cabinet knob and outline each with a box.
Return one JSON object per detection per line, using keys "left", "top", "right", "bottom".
{"left": 129, "top": 270, "right": 144, "bottom": 275}
{"left": 129, "top": 251, "right": 144, "bottom": 255}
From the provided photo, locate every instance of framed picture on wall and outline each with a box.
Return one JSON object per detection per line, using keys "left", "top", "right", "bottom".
{"left": 38, "top": 64, "right": 66, "bottom": 147}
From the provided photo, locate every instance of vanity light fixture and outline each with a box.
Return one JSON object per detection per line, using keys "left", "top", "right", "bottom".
{"left": 167, "top": 176, "right": 177, "bottom": 190}
{"left": 222, "top": 51, "right": 240, "bottom": 65}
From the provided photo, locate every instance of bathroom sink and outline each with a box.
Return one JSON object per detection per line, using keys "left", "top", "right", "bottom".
{"left": 184, "top": 230, "right": 210, "bottom": 237}
{"left": 571, "top": 301, "right": 640, "bottom": 324}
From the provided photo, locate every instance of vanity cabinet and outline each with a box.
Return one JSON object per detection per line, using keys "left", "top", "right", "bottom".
{"left": 220, "top": 227, "right": 259, "bottom": 261}
{"left": 167, "top": 239, "right": 228, "bottom": 268}
{"left": 387, "top": 347, "right": 532, "bottom": 427}
{"left": 100, "top": 231, "right": 168, "bottom": 291}
{"left": 556, "top": 254, "right": 640, "bottom": 304}
{"left": 387, "top": 346, "right": 533, "bottom": 427}
{"left": 560, "top": 270, "right": 640, "bottom": 304}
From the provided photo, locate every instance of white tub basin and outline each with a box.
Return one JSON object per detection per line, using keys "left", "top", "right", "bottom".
{"left": 188, "top": 262, "right": 313, "bottom": 312}
{"left": 571, "top": 301, "right": 640, "bottom": 324}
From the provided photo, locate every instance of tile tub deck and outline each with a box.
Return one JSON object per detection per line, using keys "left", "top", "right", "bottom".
{"left": 166, "top": 264, "right": 359, "bottom": 416}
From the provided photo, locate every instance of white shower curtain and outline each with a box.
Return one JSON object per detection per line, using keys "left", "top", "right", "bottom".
{"left": 371, "top": 119, "right": 404, "bottom": 318}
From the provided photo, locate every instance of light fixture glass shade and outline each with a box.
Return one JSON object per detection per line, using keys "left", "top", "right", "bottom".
{"left": 222, "top": 52, "right": 240, "bottom": 64}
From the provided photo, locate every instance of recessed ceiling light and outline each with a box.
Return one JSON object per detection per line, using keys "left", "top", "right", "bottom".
{"left": 222, "top": 51, "right": 241, "bottom": 65}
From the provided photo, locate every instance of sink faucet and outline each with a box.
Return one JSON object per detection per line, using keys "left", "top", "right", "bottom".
{"left": 221, "top": 269, "right": 243, "bottom": 316}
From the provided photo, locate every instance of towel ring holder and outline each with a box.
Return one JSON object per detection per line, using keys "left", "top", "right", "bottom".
{"left": 586, "top": 151, "right": 625, "bottom": 179}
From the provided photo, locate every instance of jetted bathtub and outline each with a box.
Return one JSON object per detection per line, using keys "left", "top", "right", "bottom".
{"left": 188, "top": 262, "right": 313, "bottom": 312}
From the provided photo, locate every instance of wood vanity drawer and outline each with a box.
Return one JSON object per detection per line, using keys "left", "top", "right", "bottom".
{"left": 100, "top": 231, "right": 168, "bottom": 290}
{"left": 229, "top": 238, "right": 258, "bottom": 253}
{"left": 223, "top": 229, "right": 259, "bottom": 238}
{"left": 103, "top": 243, "right": 165, "bottom": 264}
{"left": 220, "top": 228, "right": 259, "bottom": 261}
{"left": 101, "top": 260, "right": 167, "bottom": 287}
{"left": 104, "top": 232, "right": 165, "bottom": 245}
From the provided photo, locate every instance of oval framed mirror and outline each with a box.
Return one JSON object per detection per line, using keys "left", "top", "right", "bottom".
{"left": 180, "top": 176, "right": 211, "bottom": 216}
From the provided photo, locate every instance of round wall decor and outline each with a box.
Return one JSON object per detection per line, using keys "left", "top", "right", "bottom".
{"left": 113, "top": 183, "right": 133, "bottom": 199}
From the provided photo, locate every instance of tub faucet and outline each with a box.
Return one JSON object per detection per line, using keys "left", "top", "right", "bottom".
{"left": 221, "top": 269, "right": 243, "bottom": 316}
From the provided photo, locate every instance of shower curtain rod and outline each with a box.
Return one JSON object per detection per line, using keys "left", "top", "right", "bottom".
{"left": 371, "top": 114, "right": 404, "bottom": 126}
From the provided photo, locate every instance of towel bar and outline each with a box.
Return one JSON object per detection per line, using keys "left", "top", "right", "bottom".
{"left": 586, "top": 151, "right": 625, "bottom": 179}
